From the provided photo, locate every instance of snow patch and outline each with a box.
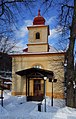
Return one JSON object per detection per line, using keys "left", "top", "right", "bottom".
{"left": 0, "top": 92, "right": 76, "bottom": 119}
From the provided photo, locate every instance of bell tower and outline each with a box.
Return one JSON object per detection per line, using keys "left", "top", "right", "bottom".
{"left": 27, "top": 10, "right": 50, "bottom": 53}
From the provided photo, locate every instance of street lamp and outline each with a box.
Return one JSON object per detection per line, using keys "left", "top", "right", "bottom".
{"left": 49, "top": 78, "right": 57, "bottom": 106}
{"left": 51, "top": 79, "right": 54, "bottom": 106}
{"left": 44, "top": 77, "right": 47, "bottom": 112}
{"left": 64, "top": 61, "right": 67, "bottom": 105}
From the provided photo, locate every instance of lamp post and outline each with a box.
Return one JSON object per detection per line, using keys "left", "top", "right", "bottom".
{"left": 51, "top": 79, "right": 53, "bottom": 106}
{"left": 49, "top": 78, "right": 57, "bottom": 106}
{"left": 64, "top": 62, "right": 67, "bottom": 105}
{"left": 44, "top": 77, "right": 47, "bottom": 112}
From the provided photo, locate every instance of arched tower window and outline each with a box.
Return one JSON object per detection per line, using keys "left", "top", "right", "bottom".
{"left": 33, "top": 65, "right": 42, "bottom": 69}
{"left": 36, "top": 32, "right": 40, "bottom": 39}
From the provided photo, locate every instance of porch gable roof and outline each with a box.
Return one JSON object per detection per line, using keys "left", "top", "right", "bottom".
{"left": 16, "top": 67, "right": 54, "bottom": 79}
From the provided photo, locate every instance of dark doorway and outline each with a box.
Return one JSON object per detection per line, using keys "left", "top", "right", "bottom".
{"left": 34, "top": 79, "right": 44, "bottom": 97}
{"left": 34, "top": 79, "right": 41, "bottom": 96}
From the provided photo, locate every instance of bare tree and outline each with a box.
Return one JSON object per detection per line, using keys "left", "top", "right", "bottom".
{"left": 0, "top": 0, "right": 36, "bottom": 53}
{"left": 0, "top": 35, "right": 16, "bottom": 53}
{"left": 0, "top": 0, "right": 35, "bottom": 17}
{"left": 40, "top": 0, "right": 76, "bottom": 107}
{"left": 56, "top": 0, "right": 76, "bottom": 108}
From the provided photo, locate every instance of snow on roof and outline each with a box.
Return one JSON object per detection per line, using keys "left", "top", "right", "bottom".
{"left": 0, "top": 76, "right": 12, "bottom": 82}
{"left": 10, "top": 45, "right": 64, "bottom": 55}
{"left": 22, "top": 45, "right": 59, "bottom": 53}
{"left": 4, "top": 82, "right": 12, "bottom": 84}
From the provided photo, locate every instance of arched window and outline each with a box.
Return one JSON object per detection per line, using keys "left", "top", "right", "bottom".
{"left": 36, "top": 32, "right": 40, "bottom": 39}
{"left": 33, "top": 65, "right": 42, "bottom": 69}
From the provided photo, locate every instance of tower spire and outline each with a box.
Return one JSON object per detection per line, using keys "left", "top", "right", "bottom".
{"left": 38, "top": 9, "right": 41, "bottom": 16}
{"left": 33, "top": 9, "right": 45, "bottom": 25}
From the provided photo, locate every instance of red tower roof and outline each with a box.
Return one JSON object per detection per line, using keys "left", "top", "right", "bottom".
{"left": 33, "top": 10, "right": 45, "bottom": 25}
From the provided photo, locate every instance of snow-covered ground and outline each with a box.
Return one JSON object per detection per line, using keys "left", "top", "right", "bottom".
{"left": 0, "top": 91, "right": 76, "bottom": 119}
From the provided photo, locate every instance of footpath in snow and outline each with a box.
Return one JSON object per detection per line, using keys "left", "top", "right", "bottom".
{"left": 0, "top": 91, "right": 76, "bottom": 119}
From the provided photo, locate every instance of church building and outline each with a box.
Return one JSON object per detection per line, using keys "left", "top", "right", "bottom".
{"left": 11, "top": 10, "right": 65, "bottom": 101}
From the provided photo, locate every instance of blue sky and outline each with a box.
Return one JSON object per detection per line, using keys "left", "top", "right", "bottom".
{"left": 12, "top": 1, "right": 69, "bottom": 51}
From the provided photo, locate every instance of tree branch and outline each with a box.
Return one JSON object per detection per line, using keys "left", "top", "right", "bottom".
{"left": 0, "top": 0, "right": 35, "bottom": 6}
{"left": 0, "top": 1, "right": 5, "bottom": 17}
{"left": 42, "top": 0, "right": 54, "bottom": 15}
{"left": 0, "top": 0, "right": 25, "bottom": 6}
{"left": 61, "top": 4, "right": 74, "bottom": 9}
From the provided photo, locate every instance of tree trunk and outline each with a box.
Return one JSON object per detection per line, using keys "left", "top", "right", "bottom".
{"left": 66, "top": 0, "right": 76, "bottom": 108}
{"left": 66, "top": 37, "right": 75, "bottom": 107}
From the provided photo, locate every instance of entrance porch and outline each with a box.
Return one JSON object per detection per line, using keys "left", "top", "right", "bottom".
{"left": 16, "top": 67, "right": 54, "bottom": 101}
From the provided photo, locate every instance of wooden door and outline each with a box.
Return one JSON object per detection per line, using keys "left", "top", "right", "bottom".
{"left": 34, "top": 80, "right": 41, "bottom": 96}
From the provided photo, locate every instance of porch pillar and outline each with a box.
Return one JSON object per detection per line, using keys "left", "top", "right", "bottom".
{"left": 28, "top": 79, "right": 29, "bottom": 96}
{"left": 26, "top": 76, "right": 28, "bottom": 96}
{"left": 44, "top": 77, "right": 47, "bottom": 112}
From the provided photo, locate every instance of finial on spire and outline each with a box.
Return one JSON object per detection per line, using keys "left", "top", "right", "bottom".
{"left": 33, "top": 9, "right": 45, "bottom": 25}
{"left": 38, "top": 9, "right": 41, "bottom": 16}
